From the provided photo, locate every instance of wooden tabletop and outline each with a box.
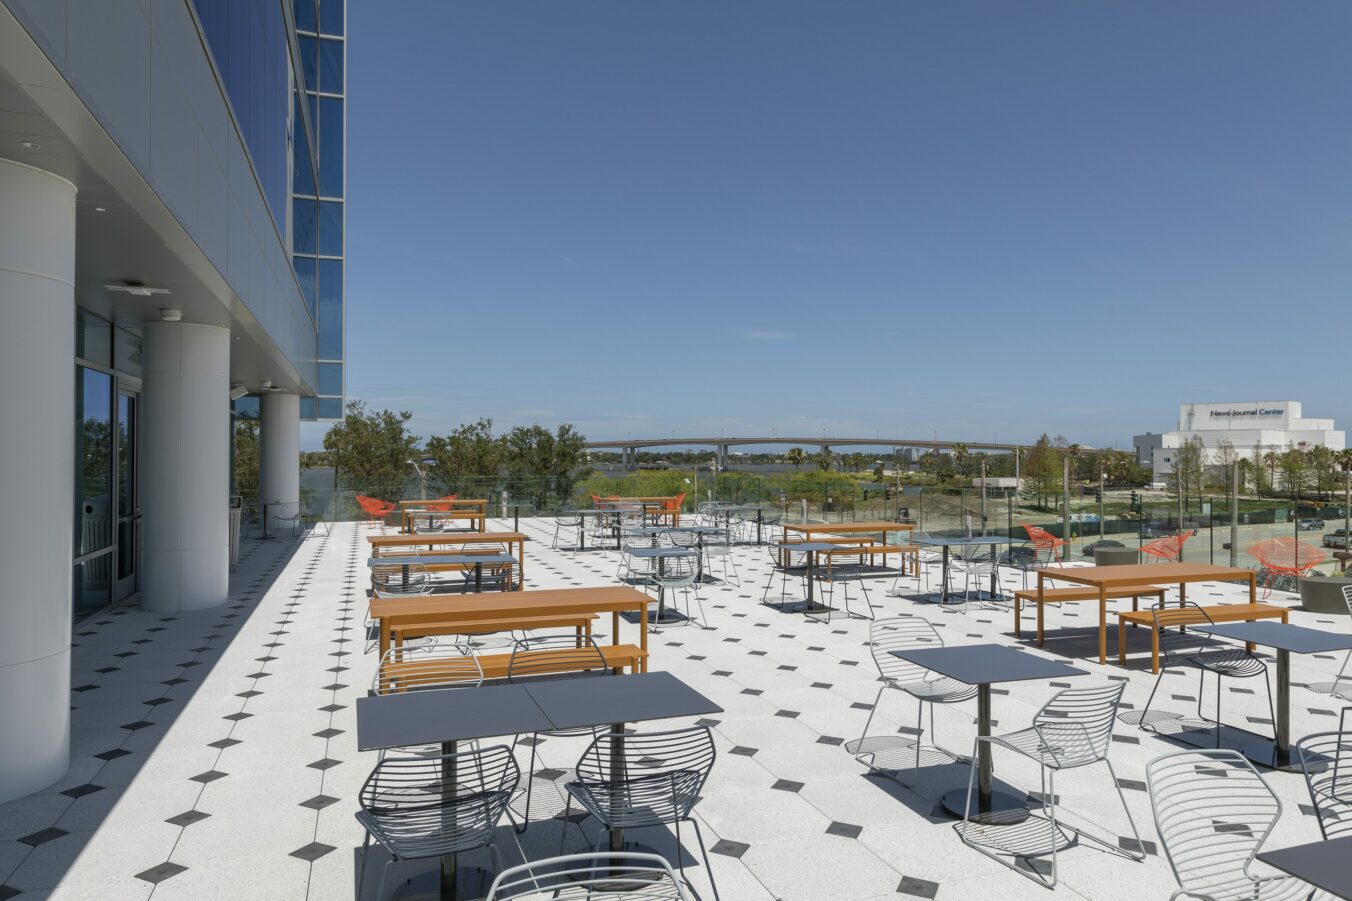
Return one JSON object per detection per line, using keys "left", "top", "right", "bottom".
{"left": 784, "top": 521, "right": 916, "bottom": 533}
{"left": 369, "top": 531, "right": 527, "bottom": 548}
{"left": 1046, "top": 562, "right": 1253, "bottom": 588}
{"left": 369, "top": 585, "right": 649, "bottom": 619}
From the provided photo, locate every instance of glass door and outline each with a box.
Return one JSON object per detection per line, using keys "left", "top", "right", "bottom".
{"left": 114, "top": 389, "right": 139, "bottom": 601}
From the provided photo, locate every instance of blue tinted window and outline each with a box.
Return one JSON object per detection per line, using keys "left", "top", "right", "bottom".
{"left": 318, "top": 362, "right": 342, "bottom": 395}
{"left": 293, "top": 95, "right": 315, "bottom": 195}
{"left": 318, "top": 201, "right": 342, "bottom": 255}
{"left": 293, "top": 198, "right": 317, "bottom": 253}
{"left": 319, "top": 0, "right": 343, "bottom": 36}
{"left": 298, "top": 35, "right": 318, "bottom": 93}
{"left": 318, "top": 97, "right": 343, "bottom": 197}
{"left": 318, "top": 397, "right": 343, "bottom": 419}
{"left": 233, "top": 396, "right": 260, "bottom": 419}
{"left": 293, "top": 256, "right": 317, "bottom": 316}
{"left": 318, "top": 259, "right": 343, "bottom": 359}
{"left": 300, "top": 396, "right": 318, "bottom": 420}
{"left": 320, "top": 39, "right": 343, "bottom": 93}
{"left": 193, "top": 0, "right": 289, "bottom": 231}
{"left": 293, "top": 0, "right": 317, "bottom": 33}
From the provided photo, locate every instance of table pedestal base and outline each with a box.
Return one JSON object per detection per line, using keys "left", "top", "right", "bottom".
{"left": 941, "top": 788, "right": 1030, "bottom": 825}
{"left": 390, "top": 863, "right": 493, "bottom": 901}
{"left": 1239, "top": 741, "right": 1301, "bottom": 773}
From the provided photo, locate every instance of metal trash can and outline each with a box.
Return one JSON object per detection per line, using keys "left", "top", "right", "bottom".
{"left": 228, "top": 495, "right": 243, "bottom": 569}
{"left": 1094, "top": 546, "right": 1140, "bottom": 566}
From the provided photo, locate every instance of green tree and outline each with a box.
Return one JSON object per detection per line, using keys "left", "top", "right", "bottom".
{"left": 1021, "top": 434, "right": 1060, "bottom": 510}
{"left": 233, "top": 419, "right": 260, "bottom": 496}
{"left": 815, "top": 448, "right": 834, "bottom": 471}
{"left": 1212, "top": 439, "right": 1238, "bottom": 492}
{"left": 1250, "top": 442, "right": 1268, "bottom": 497}
{"left": 951, "top": 442, "right": 970, "bottom": 476}
{"left": 424, "top": 418, "right": 505, "bottom": 491}
{"left": 322, "top": 400, "right": 419, "bottom": 497}
{"left": 1278, "top": 446, "right": 1309, "bottom": 500}
{"left": 785, "top": 447, "right": 806, "bottom": 471}
{"left": 504, "top": 423, "right": 588, "bottom": 506}
{"left": 1263, "top": 450, "right": 1280, "bottom": 497}
{"left": 1309, "top": 445, "right": 1338, "bottom": 500}
{"left": 1169, "top": 437, "right": 1205, "bottom": 506}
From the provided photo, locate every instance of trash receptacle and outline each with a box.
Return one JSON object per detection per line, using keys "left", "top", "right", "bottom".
{"left": 1094, "top": 546, "right": 1140, "bottom": 566}
{"left": 228, "top": 495, "right": 242, "bottom": 569}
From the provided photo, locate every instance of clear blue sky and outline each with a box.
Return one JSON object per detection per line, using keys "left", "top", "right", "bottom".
{"left": 320, "top": 1, "right": 1352, "bottom": 452}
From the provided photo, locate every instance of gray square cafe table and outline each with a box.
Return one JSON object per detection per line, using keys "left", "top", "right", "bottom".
{"left": 1195, "top": 621, "right": 1352, "bottom": 770}
{"left": 910, "top": 534, "right": 1014, "bottom": 604}
{"left": 891, "top": 643, "right": 1088, "bottom": 819}
{"left": 1257, "top": 835, "right": 1352, "bottom": 900}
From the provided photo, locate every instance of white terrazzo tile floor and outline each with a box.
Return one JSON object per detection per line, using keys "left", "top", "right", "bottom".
{"left": 0, "top": 519, "right": 1346, "bottom": 900}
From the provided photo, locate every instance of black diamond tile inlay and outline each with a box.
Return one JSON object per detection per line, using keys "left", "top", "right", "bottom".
{"left": 710, "top": 839, "right": 749, "bottom": 858}
{"left": 897, "top": 875, "right": 940, "bottom": 898}
{"left": 189, "top": 770, "right": 227, "bottom": 784}
{"left": 313, "top": 728, "right": 344, "bottom": 739}
{"left": 61, "top": 783, "right": 104, "bottom": 799}
{"left": 165, "top": 810, "right": 211, "bottom": 827}
{"left": 18, "top": 827, "right": 68, "bottom": 847}
{"left": 95, "top": 748, "right": 132, "bottom": 761}
{"left": 771, "top": 779, "right": 804, "bottom": 793}
{"left": 299, "top": 795, "right": 340, "bottom": 810}
{"left": 135, "top": 862, "right": 188, "bottom": 884}
{"left": 826, "top": 821, "right": 862, "bottom": 838}
{"left": 307, "top": 758, "right": 341, "bottom": 771}
{"left": 730, "top": 746, "right": 758, "bottom": 757}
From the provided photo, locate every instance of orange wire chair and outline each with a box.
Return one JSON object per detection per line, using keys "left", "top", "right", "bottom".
{"left": 1247, "top": 537, "right": 1326, "bottom": 597}
{"left": 424, "top": 493, "right": 458, "bottom": 513}
{"left": 1021, "top": 524, "right": 1066, "bottom": 562}
{"left": 1140, "top": 533, "right": 1191, "bottom": 563}
{"left": 355, "top": 494, "right": 396, "bottom": 528}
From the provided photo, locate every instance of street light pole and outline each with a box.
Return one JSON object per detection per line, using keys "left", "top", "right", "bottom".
{"left": 1230, "top": 460, "right": 1240, "bottom": 568}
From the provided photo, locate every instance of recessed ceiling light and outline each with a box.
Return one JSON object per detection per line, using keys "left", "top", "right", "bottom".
{"left": 93, "top": 206, "right": 107, "bottom": 212}
{"left": 18, "top": 140, "right": 41, "bottom": 149}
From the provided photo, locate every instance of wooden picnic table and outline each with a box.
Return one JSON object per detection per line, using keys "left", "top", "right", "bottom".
{"left": 595, "top": 496, "right": 683, "bottom": 525}
{"left": 782, "top": 521, "right": 916, "bottom": 543}
{"left": 1038, "top": 562, "right": 1258, "bottom": 665}
{"left": 369, "top": 586, "right": 653, "bottom": 664}
{"left": 368, "top": 531, "right": 527, "bottom": 589}
{"left": 398, "top": 498, "right": 488, "bottom": 533}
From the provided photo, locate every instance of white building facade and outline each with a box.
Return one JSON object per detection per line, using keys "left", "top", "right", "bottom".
{"left": 1133, "top": 401, "right": 1344, "bottom": 483}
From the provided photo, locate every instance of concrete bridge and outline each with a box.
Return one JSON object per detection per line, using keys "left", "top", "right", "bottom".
{"left": 583, "top": 436, "right": 1048, "bottom": 470}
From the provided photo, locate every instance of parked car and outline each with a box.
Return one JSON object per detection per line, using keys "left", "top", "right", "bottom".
{"left": 1323, "top": 529, "right": 1351, "bottom": 549}
{"left": 1297, "top": 518, "right": 1325, "bottom": 532}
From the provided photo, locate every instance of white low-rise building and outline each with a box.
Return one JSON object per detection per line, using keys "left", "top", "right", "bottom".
{"left": 1133, "top": 401, "right": 1344, "bottom": 483}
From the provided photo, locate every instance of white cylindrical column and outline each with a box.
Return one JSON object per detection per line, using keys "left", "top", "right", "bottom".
{"left": 259, "top": 392, "right": 300, "bottom": 521}
{"left": 141, "top": 321, "right": 231, "bottom": 612}
{"left": 0, "top": 158, "right": 76, "bottom": 803}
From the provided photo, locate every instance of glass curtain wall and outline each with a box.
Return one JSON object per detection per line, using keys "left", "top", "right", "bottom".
{"left": 74, "top": 311, "right": 142, "bottom": 621}
{"left": 295, "top": 0, "right": 345, "bottom": 421}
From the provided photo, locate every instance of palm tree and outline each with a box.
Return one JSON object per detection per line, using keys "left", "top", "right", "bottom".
{"left": 1338, "top": 448, "right": 1352, "bottom": 475}
{"left": 1263, "top": 451, "right": 1279, "bottom": 495}
{"left": 951, "top": 442, "right": 969, "bottom": 476}
{"left": 816, "top": 448, "right": 834, "bottom": 471}
{"left": 785, "top": 447, "right": 806, "bottom": 472}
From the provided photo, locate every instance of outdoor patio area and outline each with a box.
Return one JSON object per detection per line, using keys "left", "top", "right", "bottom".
{"left": 1, "top": 516, "right": 1346, "bottom": 901}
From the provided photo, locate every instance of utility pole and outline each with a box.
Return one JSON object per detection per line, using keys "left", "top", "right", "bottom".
{"left": 1062, "top": 455, "right": 1072, "bottom": 559}
{"left": 1099, "top": 468, "right": 1105, "bottom": 541}
{"left": 979, "top": 458, "right": 988, "bottom": 535}
{"left": 1230, "top": 461, "right": 1239, "bottom": 568}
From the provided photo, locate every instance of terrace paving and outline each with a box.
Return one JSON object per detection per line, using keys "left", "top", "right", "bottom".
{"left": 1, "top": 519, "right": 1344, "bottom": 900}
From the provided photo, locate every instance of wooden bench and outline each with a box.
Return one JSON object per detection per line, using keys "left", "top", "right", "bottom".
{"left": 378, "top": 642, "right": 646, "bottom": 693}
{"left": 1116, "top": 602, "right": 1289, "bottom": 673}
{"left": 388, "top": 613, "right": 598, "bottom": 648}
{"left": 819, "top": 543, "right": 920, "bottom": 575}
{"left": 1014, "top": 585, "right": 1167, "bottom": 645}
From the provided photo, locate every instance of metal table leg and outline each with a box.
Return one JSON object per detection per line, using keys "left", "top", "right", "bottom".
{"left": 1242, "top": 648, "right": 1297, "bottom": 771}
{"left": 942, "top": 683, "right": 1028, "bottom": 822}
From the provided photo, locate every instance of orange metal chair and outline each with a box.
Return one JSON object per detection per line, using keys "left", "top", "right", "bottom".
{"left": 1140, "top": 533, "right": 1191, "bottom": 563}
{"left": 1247, "top": 537, "right": 1326, "bottom": 598}
{"left": 1021, "top": 524, "right": 1066, "bottom": 563}
{"left": 355, "top": 494, "right": 396, "bottom": 527}
{"left": 424, "top": 494, "right": 457, "bottom": 513}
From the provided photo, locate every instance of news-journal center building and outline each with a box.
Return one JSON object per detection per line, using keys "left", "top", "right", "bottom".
{"left": 1133, "top": 401, "right": 1345, "bottom": 483}
{"left": 0, "top": 0, "right": 345, "bottom": 802}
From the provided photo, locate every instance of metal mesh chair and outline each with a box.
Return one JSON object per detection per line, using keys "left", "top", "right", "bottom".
{"left": 1334, "top": 584, "right": 1352, "bottom": 701}
{"left": 956, "top": 682, "right": 1144, "bottom": 887}
{"left": 702, "top": 528, "right": 740, "bottom": 586}
{"left": 487, "top": 852, "right": 693, "bottom": 900}
{"left": 1138, "top": 602, "right": 1275, "bottom": 748}
{"left": 373, "top": 640, "right": 483, "bottom": 696}
{"left": 551, "top": 513, "right": 578, "bottom": 552}
{"left": 563, "top": 727, "right": 719, "bottom": 900}
{"left": 847, "top": 617, "right": 977, "bottom": 783}
{"left": 507, "top": 634, "right": 610, "bottom": 830}
{"left": 891, "top": 529, "right": 942, "bottom": 595}
{"left": 1248, "top": 538, "right": 1326, "bottom": 598}
{"left": 356, "top": 745, "right": 521, "bottom": 900}
{"left": 762, "top": 544, "right": 809, "bottom": 608}
{"left": 1142, "top": 533, "right": 1191, "bottom": 563}
{"left": 950, "top": 543, "right": 999, "bottom": 611}
{"left": 649, "top": 552, "right": 707, "bottom": 629}
{"left": 367, "top": 559, "right": 433, "bottom": 654}
{"left": 1148, "top": 749, "right": 1317, "bottom": 901}
{"left": 1297, "top": 729, "right": 1352, "bottom": 840}
{"left": 1005, "top": 541, "right": 1058, "bottom": 591}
